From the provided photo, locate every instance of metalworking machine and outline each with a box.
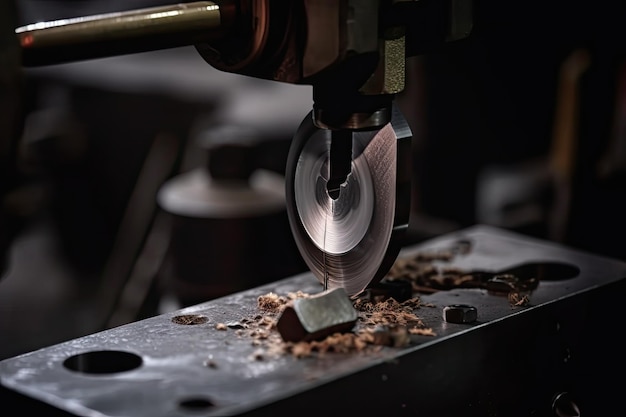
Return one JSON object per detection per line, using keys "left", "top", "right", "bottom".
{"left": 10, "top": 0, "right": 472, "bottom": 297}
{"left": 1, "top": 1, "right": 625, "bottom": 415}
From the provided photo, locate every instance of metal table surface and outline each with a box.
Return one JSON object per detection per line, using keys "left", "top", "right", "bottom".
{"left": 1, "top": 224, "right": 625, "bottom": 416}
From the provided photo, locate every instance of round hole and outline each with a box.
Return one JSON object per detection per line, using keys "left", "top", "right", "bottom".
{"left": 507, "top": 262, "right": 580, "bottom": 282}
{"left": 534, "top": 262, "right": 580, "bottom": 281}
{"left": 179, "top": 397, "right": 215, "bottom": 411}
{"left": 453, "top": 238, "right": 473, "bottom": 254}
{"left": 63, "top": 350, "right": 142, "bottom": 374}
{"left": 171, "top": 314, "right": 209, "bottom": 325}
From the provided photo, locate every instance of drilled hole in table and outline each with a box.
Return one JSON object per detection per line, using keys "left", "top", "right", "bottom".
{"left": 505, "top": 262, "right": 580, "bottom": 282}
{"left": 179, "top": 397, "right": 215, "bottom": 412}
{"left": 63, "top": 350, "right": 142, "bottom": 374}
{"left": 171, "top": 314, "right": 209, "bottom": 325}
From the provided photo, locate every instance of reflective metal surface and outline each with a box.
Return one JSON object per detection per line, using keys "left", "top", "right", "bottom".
{"left": 16, "top": 1, "right": 232, "bottom": 66}
{"left": 1, "top": 225, "right": 625, "bottom": 416}
{"left": 286, "top": 105, "right": 412, "bottom": 297}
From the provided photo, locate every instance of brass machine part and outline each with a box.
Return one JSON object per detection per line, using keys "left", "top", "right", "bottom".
{"left": 16, "top": 0, "right": 472, "bottom": 130}
{"left": 15, "top": 1, "right": 236, "bottom": 66}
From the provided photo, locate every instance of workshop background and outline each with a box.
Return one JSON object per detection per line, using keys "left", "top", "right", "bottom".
{"left": 1, "top": 0, "right": 626, "bottom": 361}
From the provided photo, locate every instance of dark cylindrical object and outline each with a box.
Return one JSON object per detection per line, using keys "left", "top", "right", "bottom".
{"left": 157, "top": 124, "right": 305, "bottom": 306}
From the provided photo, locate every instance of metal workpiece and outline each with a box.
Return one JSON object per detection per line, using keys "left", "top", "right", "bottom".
{"left": 443, "top": 304, "right": 477, "bottom": 323}
{"left": 16, "top": 1, "right": 235, "bottom": 66}
{"left": 2, "top": 225, "right": 625, "bottom": 416}
{"left": 276, "top": 287, "right": 358, "bottom": 342}
{"left": 285, "top": 103, "right": 412, "bottom": 298}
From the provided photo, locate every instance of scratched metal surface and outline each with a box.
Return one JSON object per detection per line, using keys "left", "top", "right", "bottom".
{"left": 2, "top": 225, "right": 625, "bottom": 416}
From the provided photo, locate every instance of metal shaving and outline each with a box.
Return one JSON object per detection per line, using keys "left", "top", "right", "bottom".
{"left": 225, "top": 238, "right": 534, "bottom": 359}
{"left": 385, "top": 245, "right": 482, "bottom": 293}
{"left": 224, "top": 291, "right": 435, "bottom": 359}
{"left": 385, "top": 238, "right": 532, "bottom": 306}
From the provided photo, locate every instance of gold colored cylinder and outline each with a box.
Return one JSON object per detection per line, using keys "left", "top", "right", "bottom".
{"left": 16, "top": 1, "right": 233, "bottom": 66}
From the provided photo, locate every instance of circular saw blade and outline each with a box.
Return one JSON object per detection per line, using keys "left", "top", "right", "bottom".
{"left": 286, "top": 108, "right": 412, "bottom": 298}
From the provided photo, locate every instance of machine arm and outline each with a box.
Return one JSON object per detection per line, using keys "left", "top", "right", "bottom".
{"left": 15, "top": 0, "right": 473, "bottom": 297}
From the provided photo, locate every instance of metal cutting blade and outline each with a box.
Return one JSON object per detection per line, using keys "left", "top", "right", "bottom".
{"left": 286, "top": 105, "right": 412, "bottom": 298}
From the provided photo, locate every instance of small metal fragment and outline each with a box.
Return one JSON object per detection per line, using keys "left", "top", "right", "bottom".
{"left": 486, "top": 273, "right": 519, "bottom": 293}
{"left": 366, "top": 279, "right": 413, "bottom": 302}
{"left": 276, "top": 288, "right": 358, "bottom": 342}
{"left": 443, "top": 304, "right": 477, "bottom": 324}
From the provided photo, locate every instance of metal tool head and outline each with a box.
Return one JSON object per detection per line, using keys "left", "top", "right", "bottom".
{"left": 286, "top": 104, "right": 412, "bottom": 298}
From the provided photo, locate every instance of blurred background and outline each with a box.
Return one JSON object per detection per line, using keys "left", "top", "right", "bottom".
{"left": 1, "top": 0, "right": 626, "bottom": 360}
